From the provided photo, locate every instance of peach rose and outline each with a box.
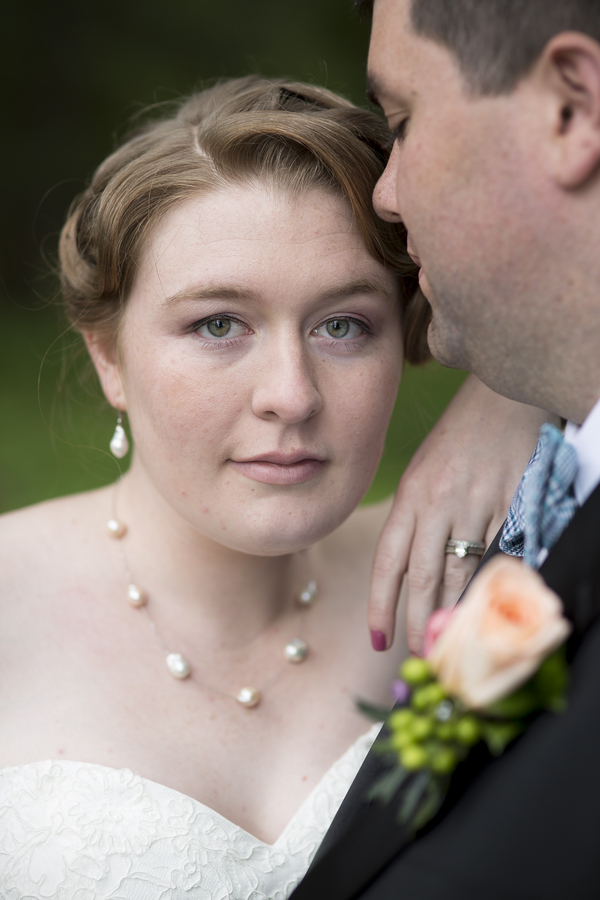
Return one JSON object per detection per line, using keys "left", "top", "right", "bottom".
{"left": 426, "top": 556, "right": 571, "bottom": 709}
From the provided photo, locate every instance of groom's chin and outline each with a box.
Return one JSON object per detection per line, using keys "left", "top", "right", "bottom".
{"left": 426, "top": 319, "right": 468, "bottom": 372}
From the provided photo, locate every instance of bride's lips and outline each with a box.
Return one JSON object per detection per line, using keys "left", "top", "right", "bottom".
{"left": 229, "top": 452, "right": 327, "bottom": 485}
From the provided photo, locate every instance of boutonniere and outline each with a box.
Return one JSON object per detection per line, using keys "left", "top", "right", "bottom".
{"left": 360, "top": 556, "right": 571, "bottom": 836}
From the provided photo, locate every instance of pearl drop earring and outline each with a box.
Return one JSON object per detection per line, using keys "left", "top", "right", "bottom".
{"left": 109, "top": 414, "right": 130, "bottom": 459}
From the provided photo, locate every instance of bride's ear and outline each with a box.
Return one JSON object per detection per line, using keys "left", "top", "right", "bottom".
{"left": 83, "top": 331, "right": 127, "bottom": 411}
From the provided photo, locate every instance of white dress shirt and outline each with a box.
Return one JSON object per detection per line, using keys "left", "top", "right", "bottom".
{"left": 564, "top": 395, "right": 600, "bottom": 506}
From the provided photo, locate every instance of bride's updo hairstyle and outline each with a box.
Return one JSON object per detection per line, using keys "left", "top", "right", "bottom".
{"left": 59, "top": 76, "right": 430, "bottom": 363}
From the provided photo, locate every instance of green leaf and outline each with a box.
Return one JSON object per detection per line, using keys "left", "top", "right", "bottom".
{"left": 370, "top": 738, "right": 397, "bottom": 756}
{"left": 480, "top": 720, "right": 523, "bottom": 756}
{"left": 532, "top": 648, "right": 569, "bottom": 711}
{"left": 545, "top": 693, "right": 568, "bottom": 714}
{"left": 367, "top": 764, "right": 410, "bottom": 804}
{"left": 483, "top": 648, "right": 569, "bottom": 721}
{"left": 485, "top": 687, "right": 539, "bottom": 719}
{"left": 397, "top": 770, "right": 430, "bottom": 826}
{"left": 411, "top": 776, "right": 448, "bottom": 833}
{"left": 355, "top": 698, "right": 391, "bottom": 722}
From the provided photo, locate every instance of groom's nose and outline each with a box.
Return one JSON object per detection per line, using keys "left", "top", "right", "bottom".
{"left": 373, "top": 142, "right": 403, "bottom": 223}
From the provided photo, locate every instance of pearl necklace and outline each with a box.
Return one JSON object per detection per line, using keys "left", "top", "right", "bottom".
{"left": 106, "top": 514, "right": 316, "bottom": 708}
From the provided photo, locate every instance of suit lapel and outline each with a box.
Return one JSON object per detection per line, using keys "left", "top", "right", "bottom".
{"left": 290, "top": 764, "right": 413, "bottom": 900}
{"left": 540, "top": 480, "right": 600, "bottom": 634}
{"left": 309, "top": 726, "right": 395, "bottom": 865}
{"left": 291, "top": 483, "right": 600, "bottom": 900}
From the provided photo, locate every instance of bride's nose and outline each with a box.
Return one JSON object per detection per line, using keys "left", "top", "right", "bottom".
{"left": 251, "top": 337, "right": 323, "bottom": 424}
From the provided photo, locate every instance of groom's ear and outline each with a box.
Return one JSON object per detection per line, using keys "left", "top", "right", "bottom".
{"left": 83, "top": 331, "right": 127, "bottom": 412}
{"left": 537, "top": 32, "right": 600, "bottom": 188}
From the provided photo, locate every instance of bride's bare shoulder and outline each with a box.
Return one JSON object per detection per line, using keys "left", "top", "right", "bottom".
{"left": 0, "top": 488, "right": 105, "bottom": 531}
{"left": 0, "top": 489, "right": 110, "bottom": 582}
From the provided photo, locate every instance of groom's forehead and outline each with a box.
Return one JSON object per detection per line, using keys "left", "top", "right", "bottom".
{"left": 368, "top": 0, "right": 411, "bottom": 75}
{"left": 367, "top": 5, "right": 415, "bottom": 105}
{"left": 367, "top": 1, "right": 459, "bottom": 110}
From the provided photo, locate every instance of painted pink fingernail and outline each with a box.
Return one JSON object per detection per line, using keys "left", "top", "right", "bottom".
{"left": 371, "top": 630, "right": 387, "bottom": 652}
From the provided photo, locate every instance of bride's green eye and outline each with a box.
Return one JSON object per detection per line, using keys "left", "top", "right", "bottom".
{"left": 313, "top": 317, "right": 365, "bottom": 341}
{"left": 326, "top": 319, "right": 350, "bottom": 338}
{"left": 206, "top": 318, "right": 231, "bottom": 337}
{"left": 195, "top": 316, "right": 249, "bottom": 341}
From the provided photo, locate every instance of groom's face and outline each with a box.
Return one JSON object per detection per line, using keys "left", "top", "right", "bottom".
{"left": 368, "top": 0, "right": 542, "bottom": 382}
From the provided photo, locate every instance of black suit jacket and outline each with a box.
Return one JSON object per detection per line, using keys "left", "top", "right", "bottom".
{"left": 290, "top": 483, "right": 600, "bottom": 900}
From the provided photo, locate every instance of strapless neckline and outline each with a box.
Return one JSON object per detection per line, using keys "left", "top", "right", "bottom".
{"left": 0, "top": 723, "right": 380, "bottom": 899}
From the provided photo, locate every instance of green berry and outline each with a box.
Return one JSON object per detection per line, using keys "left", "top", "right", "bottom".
{"left": 389, "top": 708, "right": 413, "bottom": 730}
{"left": 429, "top": 746, "right": 458, "bottom": 775}
{"left": 435, "top": 721, "right": 455, "bottom": 742}
{"left": 409, "top": 715, "right": 435, "bottom": 742}
{"left": 424, "top": 683, "right": 448, "bottom": 706}
{"left": 400, "top": 744, "right": 429, "bottom": 771}
{"left": 391, "top": 729, "right": 414, "bottom": 751}
{"left": 455, "top": 715, "right": 481, "bottom": 747}
{"left": 400, "top": 657, "right": 432, "bottom": 687}
{"left": 412, "top": 682, "right": 447, "bottom": 712}
{"left": 411, "top": 686, "right": 432, "bottom": 711}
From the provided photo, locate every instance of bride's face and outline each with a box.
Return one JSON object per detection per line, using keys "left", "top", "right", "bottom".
{"left": 97, "top": 183, "right": 403, "bottom": 555}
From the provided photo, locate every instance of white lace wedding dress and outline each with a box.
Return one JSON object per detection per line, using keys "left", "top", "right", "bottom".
{"left": 0, "top": 723, "right": 379, "bottom": 899}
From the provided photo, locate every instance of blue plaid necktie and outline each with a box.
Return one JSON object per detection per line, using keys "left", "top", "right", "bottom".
{"left": 500, "top": 423, "right": 578, "bottom": 567}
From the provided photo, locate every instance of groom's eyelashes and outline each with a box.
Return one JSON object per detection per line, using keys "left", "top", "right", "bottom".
{"left": 386, "top": 120, "right": 408, "bottom": 149}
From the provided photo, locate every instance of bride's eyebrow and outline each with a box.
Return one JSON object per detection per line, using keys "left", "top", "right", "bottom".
{"left": 164, "top": 278, "right": 397, "bottom": 306}
{"left": 319, "top": 277, "right": 397, "bottom": 305}
{"left": 164, "top": 285, "right": 255, "bottom": 305}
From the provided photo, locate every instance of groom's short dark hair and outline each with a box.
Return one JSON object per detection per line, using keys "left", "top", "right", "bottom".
{"left": 357, "top": 0, "right": 600, "bottom": 93}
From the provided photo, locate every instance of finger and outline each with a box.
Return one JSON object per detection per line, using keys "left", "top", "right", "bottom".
{"left": 368, "top": 505, "right": 416, "bottom": 651}
{"left": 405, "top": 520, "right": 452, "bottom": 655}
{"left": 486, "top": 510, "right": 509, "bottom": 546}
{"left": 439, "top": 512, "right": 492, "bottom": 608}
{"left": 439, "top": 552, "right": 480, "bottom": 609}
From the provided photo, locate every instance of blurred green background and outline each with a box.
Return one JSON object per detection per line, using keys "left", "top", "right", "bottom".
{"left": 0, "top": 0, "right": 465, "bottom": 514}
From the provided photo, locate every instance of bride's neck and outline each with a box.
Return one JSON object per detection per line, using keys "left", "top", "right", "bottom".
{"left": 111, "top": 470, "right": 314, "bottom": 646}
